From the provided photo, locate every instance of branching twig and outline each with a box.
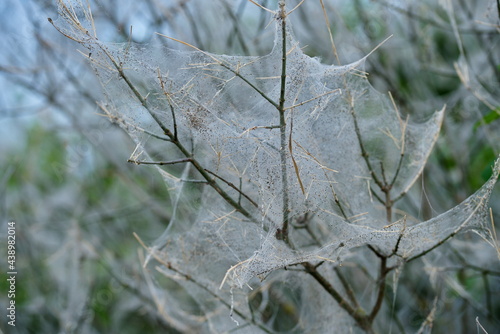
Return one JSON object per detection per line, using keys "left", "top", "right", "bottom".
{"left": 133, "top": 233, "right": 274, "bottom": 334}
{"left": 350, "top": 104, "right": 384, "bottom": 190}
{"left": 302, "top": 262, "right": 375, "bottom": 334}
{"left": 94, "top": 41, "right": 260, "bottom": 224}
{"left": 407, "top": 194, "right": 488, "bottom": 263}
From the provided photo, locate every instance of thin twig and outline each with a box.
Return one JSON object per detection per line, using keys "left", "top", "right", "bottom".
{"left": 204, "top": 169, "right": 258, "bottom": 208}
{"left": 157, "top": 69, "right": 179, "bottom": 140}
{"left": 289, "top": 117, "right": 305, "bottom": 195}
{"left": 319, "top": 0, "right": 341, "bottom": 65}
{"left": 335, "top": 267, "right": 360, "bottom": 308}
{"left": 369, "top": 256, "right": 388, "bottom": 322}
{"left": 128, "top": 158, "right": 192, "bottom": 165}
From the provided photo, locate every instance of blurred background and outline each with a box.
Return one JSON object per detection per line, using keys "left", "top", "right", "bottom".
{"left": 1, "top": 0, "right": 499, "bottom": 333}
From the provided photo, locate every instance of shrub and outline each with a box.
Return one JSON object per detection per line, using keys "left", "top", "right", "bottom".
{"left": 46, "top": 0, "right": 499, "bottom": 332}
